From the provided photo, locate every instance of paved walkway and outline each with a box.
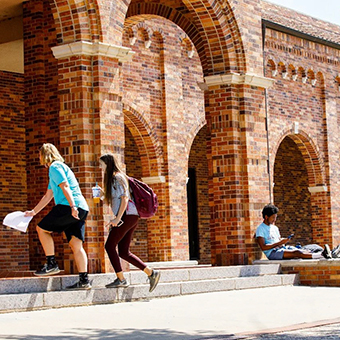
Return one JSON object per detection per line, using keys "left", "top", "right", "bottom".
{"left": 1, "top": 286, "right": 340, "bottom": 339}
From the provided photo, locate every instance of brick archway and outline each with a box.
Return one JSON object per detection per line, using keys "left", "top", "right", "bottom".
{"left": 50, "top": 0, "right": 102, "bottom": 43}
{"left": 272, "top": 130, "right": 326, "bottom": 188}
{"left": 125, "top": 0, "right": 246, "bottom": 76}
{"left": 185, "top": 118, "right": 207, "bottom": 155}
{"left": 272, "top": 132, "right": 331, "bottom": 246}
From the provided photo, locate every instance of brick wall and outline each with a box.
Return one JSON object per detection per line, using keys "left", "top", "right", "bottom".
{"left": 1, "top": 0, "right": 340, "bottom": 272}
{"left": 0, "top": 71, "right": 28, "bottom": 270}
{"left": 23, "top": 0, "right": 63, "bottom": 270}
{"left": 281, "top": 261, "right": 340, "bottom": 287}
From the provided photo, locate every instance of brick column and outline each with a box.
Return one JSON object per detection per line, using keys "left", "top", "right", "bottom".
{"left": 51, "top": 41, "right": 134, "bottom": 273}
{"left": 204, "top": 73, "right": 274, "bottom": 265}
{"left": 308, "top": 186, "right": 332, "bottom": 245}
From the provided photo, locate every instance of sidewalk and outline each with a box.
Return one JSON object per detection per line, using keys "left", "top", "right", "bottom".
{"left": 240, "top": 323, "right": 340, "bottom": 340}
{"left": 1, "top": 285, "right": 340, "bottom": 339}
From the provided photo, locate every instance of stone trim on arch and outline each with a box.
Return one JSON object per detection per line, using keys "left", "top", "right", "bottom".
{"left": 271, "top": 130, "right": 326, "bottom": 188}
{"left": 125, "top": 0, "right": 246, "bottom": 76}
{"left": 50, "top": 0, "right": 101, "bottom": 44}
{"left": 123, "top": 103, "right": 164, "bottom": 177}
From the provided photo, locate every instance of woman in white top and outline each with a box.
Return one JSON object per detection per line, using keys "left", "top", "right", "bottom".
{"left": 99, "top": 153, "right": 160, "bottom": 292}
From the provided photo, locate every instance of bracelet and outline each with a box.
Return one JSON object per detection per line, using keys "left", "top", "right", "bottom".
{"left": 70, "top": 205, "right": 77, "bottom": 209}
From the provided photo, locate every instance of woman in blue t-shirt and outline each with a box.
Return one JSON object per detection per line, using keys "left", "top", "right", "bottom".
{"left": 25, "top": 143, "right": 90, "bottom": 290}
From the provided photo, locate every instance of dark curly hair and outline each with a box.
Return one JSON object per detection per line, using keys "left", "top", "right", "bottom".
{"left": 262, "top": 204, "right": 279, "bottom": 218}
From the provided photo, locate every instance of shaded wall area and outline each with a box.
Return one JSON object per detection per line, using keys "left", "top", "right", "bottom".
{"left": 273, "top": 136, "right": 312, "bottom": 246}
{"left": 0, "top": 71, "right": 28, "bottom": 270}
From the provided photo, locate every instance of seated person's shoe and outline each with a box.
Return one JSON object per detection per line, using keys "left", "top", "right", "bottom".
{"left": 106, "top": 278, "right": 129, "bottom": 288}
{"left": 66, "top": 281, "right": 92, "bottom": 290}
{"left": 332, "top": 244, "right": 340, "bottom": 258}
{"left": 34, "top": 263, "right": 60, "bottom": 276}
{"left": 148, "top": 270, "right": 161, "bottom": 293}
{"left": 322, "top": 244, "right": 332, "bottom": 259}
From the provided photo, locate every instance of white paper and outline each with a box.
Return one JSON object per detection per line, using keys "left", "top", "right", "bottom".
{"left": 3, "top": 211, "right": 33, "bottom": 233}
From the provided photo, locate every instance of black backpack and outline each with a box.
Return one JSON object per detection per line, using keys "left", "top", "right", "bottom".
{"left": 128, "top": 177, "right": 158, "bottom": 219}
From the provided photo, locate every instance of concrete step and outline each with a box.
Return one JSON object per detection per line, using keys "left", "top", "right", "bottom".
{"left": 0, "top": 264, "right": 298, "bottom": 313}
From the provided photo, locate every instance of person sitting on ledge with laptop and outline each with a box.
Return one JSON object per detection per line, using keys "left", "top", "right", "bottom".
{"left": 256, "top": 204, "right": 332, "bottom": 260}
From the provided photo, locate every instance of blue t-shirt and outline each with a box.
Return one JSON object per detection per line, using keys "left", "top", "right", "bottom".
{"left": 255, "top": 222, "right": 281, "bottom": 258}
{"left": 48, "top": 161, "right": 89, "bottom": 211}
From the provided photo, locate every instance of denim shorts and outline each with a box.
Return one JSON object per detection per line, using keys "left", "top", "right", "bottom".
{"left": 38, "top": 204, "right": 88, "bottom": 242}
{"left": 268, "top": 248, "right": 285, "bottom": 260}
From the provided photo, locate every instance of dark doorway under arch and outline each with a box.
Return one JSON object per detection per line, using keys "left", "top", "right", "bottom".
{"left": 187, "top": 167, "right": 199, "bottom": 259}
{"left": 188, "top": 125, "right": 210, "bottom": 264}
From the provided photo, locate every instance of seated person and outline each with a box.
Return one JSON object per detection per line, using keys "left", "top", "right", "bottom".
{"left": 256, "top": 204, "right": 331, "bottom": 260}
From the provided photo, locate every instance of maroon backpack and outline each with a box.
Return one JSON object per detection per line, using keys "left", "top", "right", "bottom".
{"left": 128, "top": 177, "right": 158, "bottom": 219}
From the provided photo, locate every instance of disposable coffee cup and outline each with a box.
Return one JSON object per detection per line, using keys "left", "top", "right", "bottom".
{"left": 92, "top": 185, "right": 101, "bottom": 204}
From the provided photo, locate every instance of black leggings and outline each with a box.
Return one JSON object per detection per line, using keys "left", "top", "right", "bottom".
{"left": 105, "top": 214, "right": 147, "bottom": 273}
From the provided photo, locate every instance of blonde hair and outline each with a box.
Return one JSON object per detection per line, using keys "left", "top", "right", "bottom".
{"left": 40, "top": 143, "right": 64, "bottom": 165}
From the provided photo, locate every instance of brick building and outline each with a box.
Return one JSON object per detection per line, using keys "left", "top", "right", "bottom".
{"left": 0, "top": 0, "right": 339, "bottom": 274}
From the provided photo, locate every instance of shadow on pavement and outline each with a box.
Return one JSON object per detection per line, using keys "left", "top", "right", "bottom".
{"left": 0, "top": 327, "right": 222, "bottom": 340}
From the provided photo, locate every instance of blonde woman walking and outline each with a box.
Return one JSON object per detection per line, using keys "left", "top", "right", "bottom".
{"left": 25, "top": 143, "right": 90, "bottom": 290}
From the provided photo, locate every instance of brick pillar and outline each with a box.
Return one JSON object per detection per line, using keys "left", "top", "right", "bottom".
{"left": 309, "top": 188, "right": 332, "bottom": 246}
{"left": 204, "top": 73, "right": 274, "bottom": 266}
{"left": 51, "top": 41, "right": 134, "bottom": 273}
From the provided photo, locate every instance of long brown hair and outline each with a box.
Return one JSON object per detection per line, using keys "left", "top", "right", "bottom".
{"left": 99, "top": 153, "right": 124, "bottom": 204}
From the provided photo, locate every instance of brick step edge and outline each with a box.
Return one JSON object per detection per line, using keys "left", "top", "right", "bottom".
{"left": 0, "top": 274, "right": 298, "bottom": 314}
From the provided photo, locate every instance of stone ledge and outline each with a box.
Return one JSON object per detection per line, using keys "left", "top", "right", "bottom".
{"left": 253, "top": 259, "right": 340, "bottom": 267}
{"left": 130, "top": 260, "right": 199, "bottom": 269}
{"left": 203, "top": 73, "right": 275, "bottom": 89}
{"left": 51, "top": 41, "right": 134, "bottom": 62}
